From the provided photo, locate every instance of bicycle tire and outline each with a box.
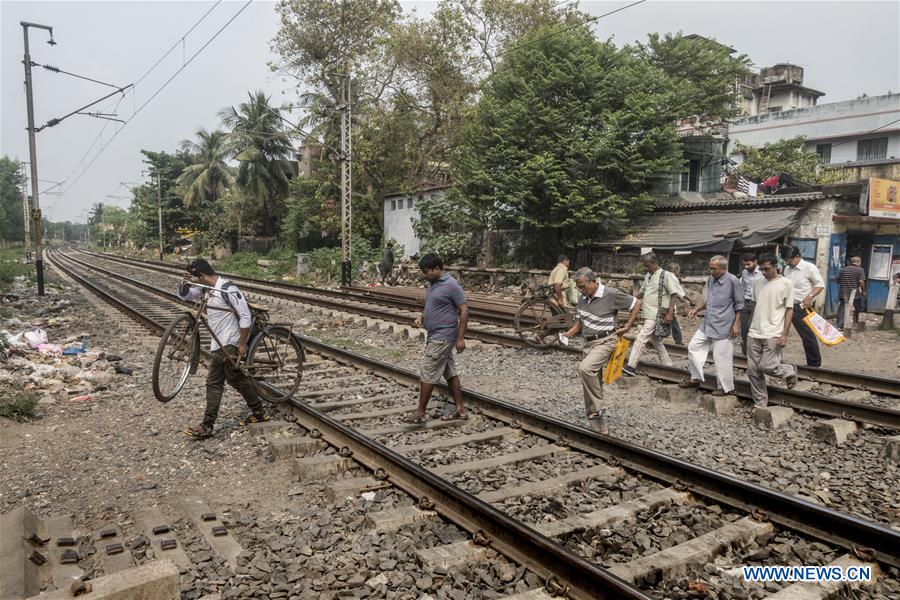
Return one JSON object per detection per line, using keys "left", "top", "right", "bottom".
{"left": 152, "top": 313, "right": 199, "bottom": 402}
{"left": 246, "top": 326, "right": 304, "bottom": 402}
{"left": 514, "top": 299, "right": 558, "bottom": 348}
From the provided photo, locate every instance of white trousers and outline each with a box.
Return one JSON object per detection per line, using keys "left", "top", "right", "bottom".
{"left": 627, "top": 319, "right": 673, "bottom": 368}
{"left": 687, "top": 329, "right": 735, "bottom": 393}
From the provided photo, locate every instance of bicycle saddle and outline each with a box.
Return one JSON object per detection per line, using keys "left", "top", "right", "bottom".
{"left": 248, "top": 303, "right": 270, "bottom": 313}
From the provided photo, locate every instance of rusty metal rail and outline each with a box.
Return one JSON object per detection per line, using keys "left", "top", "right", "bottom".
{"left": 71, "top": 249, "right": 900, "bottom": 430}
{"left": 48, "top": 248, "right": 900, "bottom": 571}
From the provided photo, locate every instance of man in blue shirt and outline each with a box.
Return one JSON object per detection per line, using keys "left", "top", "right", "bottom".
{"left": 405, "top": 253, "right": 469, "bottom": 424}
{"left": 682, "top": 255, "right": 744, "bottom": 396}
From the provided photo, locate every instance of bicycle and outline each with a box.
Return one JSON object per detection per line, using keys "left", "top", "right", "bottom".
{"left": 151, "top": 282, "right": 304, "bottom": 404}
{"left": 513, "top": 283, "right": 576, "bottom": 348}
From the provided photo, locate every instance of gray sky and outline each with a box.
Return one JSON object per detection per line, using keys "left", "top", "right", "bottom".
{"left": 2, "top": 1, "right": 898, "bottom": 223}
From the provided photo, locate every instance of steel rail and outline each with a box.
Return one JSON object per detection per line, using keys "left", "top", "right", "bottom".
{"left": 50, "top": 248, "right": 900, "bottom": 570}
{"left": 65, "top": 250, "right": 900, "bottom": 430}
{"left": 297, "top": 335, "right": 900, "bottom": 570}
{"left": 47, "top": 250, "right": 650, "bottom": 600}
{"left": 81, "top": 249, "right": 900, "bottom": 397}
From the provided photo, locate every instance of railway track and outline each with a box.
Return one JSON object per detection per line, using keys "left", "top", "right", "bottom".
{"left": 40, "top": 247, "right": 900, "bottom": 599}
{"left": 73, "top": 248, "right": 900, "bottom": 432}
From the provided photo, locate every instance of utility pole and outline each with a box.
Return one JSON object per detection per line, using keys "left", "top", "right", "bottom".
{"left": 339, "top": 72, "right": 352, "bottom": 286}
{"left": 20, "top": 163, "right": 32, "bottom": 261}
{"left": 21, "top": 21, "right": 55, "bottom": 296}
{"left": 142, "top": 170, "right": 164, "bottom": 260}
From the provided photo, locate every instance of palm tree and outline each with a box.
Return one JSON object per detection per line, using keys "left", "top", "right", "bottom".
{"left": 220, "top": 91, "right": 295, "bottom": 236}
{"left": 176, "top": 128, "right": 234, "bottom": 208}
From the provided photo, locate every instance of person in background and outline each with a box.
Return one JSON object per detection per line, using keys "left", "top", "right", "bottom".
{"left": 379, "top": 242, "right": 395, "bottom": 285}
{"left": 739, "top": 252, "right": 763, "bottom": 355}
{"left": 745, "top": 252, "right": 798, "bottom": 415}
{"left": 682, "top": 256, "right": 743, "bottom": 396}
{"left": 622, "top": 252, "right": 684, "bottom": 376}
{"left": 835, "top": 256, "right": 866, "bottom": 331}
{"left": 560, "top": 268, "right": 640, "bottom": 434}
{"left": 667, "top": 262, "right": 685, "bottom": 344}
{"left": 783, "top": 245, "right": 825, "bottom": 367}
{"left": 405, "top": 253, "right": 469, "bottom": 424}
{"left": 548, "top": 255, "right": 572, "bottom": 311}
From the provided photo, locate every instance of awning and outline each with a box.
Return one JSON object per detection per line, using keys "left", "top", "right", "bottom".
{"left": 599, "top": 207, "right": 803, "bottom": 252}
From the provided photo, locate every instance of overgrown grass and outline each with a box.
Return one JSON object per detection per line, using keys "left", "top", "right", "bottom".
{"left": 216, "top": 247, "right": 298, "bottom": 280}
{"left": 0, "top": 390, "right": 40, "bottom": 422}
{"left": 0, "top": 246, "right": 34, "bottom": 290}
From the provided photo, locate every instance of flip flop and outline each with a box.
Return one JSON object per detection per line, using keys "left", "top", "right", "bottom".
{"left": 440, "top": 411, "right": 468, "bottom": 421}
{"left": 403, "top": 415, "right": 427, "bottom": 425}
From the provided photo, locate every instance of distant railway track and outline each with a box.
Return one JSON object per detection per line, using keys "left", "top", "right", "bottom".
{"left": 45, "top": 248, "right": 900, "bottom": 598}
{"left": 74, "top": 249, "right": 900, "bottom": 432}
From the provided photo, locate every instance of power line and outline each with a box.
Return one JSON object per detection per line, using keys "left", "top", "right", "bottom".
{"left": 829, "top": 117, "right": 900, "bottom": 149}
{"left": 57, "top": 0, "right": 252, "bottom": 200}
{"left": 31, "top": 62, "right": 124, "bottom": 89}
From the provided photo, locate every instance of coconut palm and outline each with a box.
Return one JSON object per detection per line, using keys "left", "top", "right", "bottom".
{"left": 176, "top": 128, "right": 234, "bottom": 208}
{"left": 220, "top": 91, "right": 296, "bottom": 236}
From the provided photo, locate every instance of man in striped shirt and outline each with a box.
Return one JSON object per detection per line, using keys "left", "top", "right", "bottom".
{"left": 561, "top": 268, "right": 641, "bottom": 434}
{"left": 835, "top": 256, "right": 866, "bottom": 331}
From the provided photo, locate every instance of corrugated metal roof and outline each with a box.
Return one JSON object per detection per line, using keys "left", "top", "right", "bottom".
{"left": 599, "top": 207, "right": 803, "bottom": 252}
{"left": 655, "top": 191, "right": 830, "bottom": 212}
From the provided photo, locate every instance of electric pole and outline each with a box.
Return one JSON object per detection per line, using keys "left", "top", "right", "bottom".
{"left": 21, "top": 21, "right": 55, "bottom": 296}
{"left": 339, "top": 72, "right": 352, "bottom": 286}
{"left": 142, "top": 170, "right": 164, "bottom": 260}
{"left": 20, "top": 163, "right": 32, "bottom": 261}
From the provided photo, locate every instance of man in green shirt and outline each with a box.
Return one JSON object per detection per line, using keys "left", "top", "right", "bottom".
{"left": 623, "top": 252, "right": 684, "bottom": 376}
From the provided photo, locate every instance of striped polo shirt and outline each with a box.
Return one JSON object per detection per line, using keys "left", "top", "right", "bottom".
{"left": 576, "top": 284, "right": 638, "bottom": 336}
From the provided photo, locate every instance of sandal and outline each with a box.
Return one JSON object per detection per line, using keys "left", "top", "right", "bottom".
{"left": 240, "top": 413, "right": 271, "bottom": 426}
{"left": 185, "top": 424, "right": 213, "bottom": 438}
{"left": 403, "top": 414, "right": 427, "bottom": 425}
{"left": 440, "top": 411, "right": 468, "bottom": 421}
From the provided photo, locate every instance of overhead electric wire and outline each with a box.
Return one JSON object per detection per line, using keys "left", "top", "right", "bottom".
{"left": 31, "top": 62, "right": 125, "bottom": 89}
{"left": 58, "top": 0, "right": 252, "bottom": 199}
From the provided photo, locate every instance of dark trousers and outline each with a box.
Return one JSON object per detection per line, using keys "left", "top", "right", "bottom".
{"left": 671, "top": 317, "right": 683, "bottom": 345}
{"left": 204, "top": 345, "right": 262, "bottom": 428}
{"left": 835, "top": 297, "right": 858, "bottom": 330}
{"left": 740, "top": 302, "right": 755, "bottom": 355}
{"left": 791, "top": 304, "right": 821, "bottom": 367}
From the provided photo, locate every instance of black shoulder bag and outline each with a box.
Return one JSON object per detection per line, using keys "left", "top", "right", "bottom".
{"left": 653, "top": 270, "right": 672, "bottom": 338}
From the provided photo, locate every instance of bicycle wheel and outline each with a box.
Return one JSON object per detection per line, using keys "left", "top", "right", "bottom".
{"left": 152, "top": 313, "right": 199, "bottom": 402}
{"left": 514, "top": 299, "right": 558, "bottom": 348}
{"left": 246, "top": 326, "right": 304, "bottom": 402}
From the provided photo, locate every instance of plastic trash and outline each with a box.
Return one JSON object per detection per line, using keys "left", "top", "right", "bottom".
{"left": 37, "top": 344, "right": 63, "bottom": 357}
{"left": 70, "top": 395, "right": 93, "bottom": 403}
{"left": 22, "top": 329, "right": 48, "bottom": 349}
{"left": 62, "top": 342, "right": 88, "bottom": 356}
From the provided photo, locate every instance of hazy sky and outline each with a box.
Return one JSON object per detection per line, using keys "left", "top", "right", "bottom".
{"left": 2, "top": 1, "right": 898, "bottom": 223}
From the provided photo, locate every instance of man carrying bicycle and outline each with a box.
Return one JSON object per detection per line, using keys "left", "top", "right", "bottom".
{"left": 178, "top": 258, "right": 268, "bottom": 438}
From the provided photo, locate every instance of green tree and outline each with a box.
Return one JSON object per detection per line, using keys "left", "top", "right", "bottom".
{"left": 128, "top": 150, "right": 191, "bottom": 248}
{"left": 176, "top": 128, "right": 235, "bottom": 211}
{"left": 733, "top": 136, "right": 822, "bottom": 184}
{"left": 638, "top": 32, "right": 752, "bottom": 122}
{"left": 220, "top": 91, "right": 295, "bottom": 237}
{"left": 0, "top": 156, "right": 25, "bottom": 242}
{"left": 451, "top": 26, "right": 682, "bottom": 262}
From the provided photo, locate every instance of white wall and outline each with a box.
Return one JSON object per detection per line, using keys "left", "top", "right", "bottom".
{"left": 729, "top": 94, "right": 900, "bottom": 163}
{"left": 383, "top": 193, "right": 431, "bottom": 257}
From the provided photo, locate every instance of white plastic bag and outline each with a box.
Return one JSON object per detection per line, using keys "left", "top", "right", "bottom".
{"left": 23, "top": 329, "right": 48, "bottom": 349}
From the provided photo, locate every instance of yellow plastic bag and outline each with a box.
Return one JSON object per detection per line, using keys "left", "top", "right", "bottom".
{"left": 603, "top": 337, "right": 630, "bottom": 384}
{"left": 802, "top": 308, "right": 846, "bottom": 346}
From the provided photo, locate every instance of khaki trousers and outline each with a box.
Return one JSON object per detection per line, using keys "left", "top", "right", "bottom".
{"left": 746, "top": 337, "right": 796, "bottom": 408}
{"left": 687, "top": 329, "right": 735, "bottom": 393}
{"left": 627, "top": 319, "right": 673, "bottom": 368}
{"left": 578, "top": 336, "right": 618, "bottom": 415}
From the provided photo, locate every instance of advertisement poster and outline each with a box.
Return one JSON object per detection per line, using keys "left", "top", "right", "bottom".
{"left": 870, "top": 244, "right": 893, "bottom": 280}
{"left": 868, "top": 178, "right": 900, "bottom": 218}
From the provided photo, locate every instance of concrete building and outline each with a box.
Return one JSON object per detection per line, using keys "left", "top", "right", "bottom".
{"left": 738, "top": 64, "right": 825, "bottom": 117}
{"left": 729, "top": 93, "right": 900, "bottom": 183}
{"left": 382, "top": 185, "right": 451, "bottom": 258}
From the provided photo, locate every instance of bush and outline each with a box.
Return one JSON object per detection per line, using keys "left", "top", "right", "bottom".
{"left": 0, "top": 246, "right": 33, "bottom": 290}
{"left": 0, "top": 390, "right": 40, "bottom": 422}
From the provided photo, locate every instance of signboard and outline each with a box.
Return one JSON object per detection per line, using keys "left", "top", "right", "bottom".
{"left": 870, "top": 244, "right": 893, "bottom": 280}
{"left": 816, "top": 225, "right": 832, "bottom": 237}
{"left": 868, "top": 177, "right": 900, "bottom": 218}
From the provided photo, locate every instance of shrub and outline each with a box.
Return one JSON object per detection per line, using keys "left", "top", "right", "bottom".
{"left": 0, "top": 390, "right": 40, "bottom": 422}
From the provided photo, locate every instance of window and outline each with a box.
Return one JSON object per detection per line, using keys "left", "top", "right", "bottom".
{"left": 857, "top": 137, "right": 888, "bottom": 161}
{"left": 680, "top": 159, "right": 701, "bottom": 192}
{"left": 408, "top": 197, "right": 414, "bottom": 210}
{"left": 767, "top": 106, "right": 782, "bottom": 113}
{"left": 398, "top": 198, "right": 404, "bottom": 209}
{"left": 791, "top": 238, "right": 818, "bottom": 261}
{"left": 816, "top": 143, "right": 832, "bottom": 164}
{"left": 390, "top": 199, "right": 396, "bottom": 211}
